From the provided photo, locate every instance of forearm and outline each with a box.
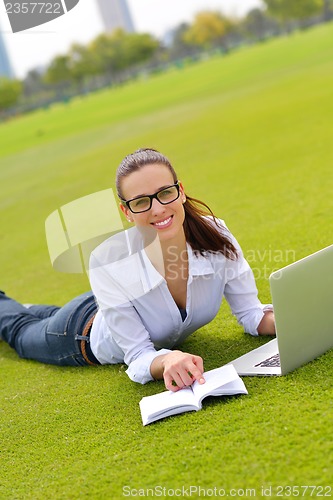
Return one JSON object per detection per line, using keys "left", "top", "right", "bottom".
{"left": 150, "top": 352, "right": 170, "bottom": 380}
{"left": 150, "top": 350, "right": 205, "bottom": 391}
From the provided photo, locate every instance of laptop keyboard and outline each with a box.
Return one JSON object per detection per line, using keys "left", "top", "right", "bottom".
{"left": 255, "top": 353, "right": 281, "bottom": 368}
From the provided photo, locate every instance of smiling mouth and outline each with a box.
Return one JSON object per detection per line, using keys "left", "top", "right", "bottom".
{"left": 152, "top": 216, "right": 173, "bottom": 228}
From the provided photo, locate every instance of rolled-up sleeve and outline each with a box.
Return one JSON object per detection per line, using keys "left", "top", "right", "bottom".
{"left": 221, "top": 225, "right": 273, "bottom": 335}
{"left": 101, "top": 302, "right": 174, "bottom": 384}
{"left": 89, "top": 251, "right": 172, "bottom": 384}
{"left": 126, "top": 348, "right": 172, "bottom": 384}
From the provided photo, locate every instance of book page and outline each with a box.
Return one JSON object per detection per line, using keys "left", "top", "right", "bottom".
{"left": 139, "top": 386, "right": 198, "bottom": 425}
{"left": 216, "top": 379, "right": 248, "bottom": 395}
{"left": 191, "top": 364, "right": 243, "bottom": 404}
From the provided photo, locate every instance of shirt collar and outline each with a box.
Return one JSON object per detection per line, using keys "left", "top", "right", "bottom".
{"left": 129, "top": 230, "right": 215, "bottom": 293}
{"left": 140, "top": 243, "right": 214, "bottom": 280}
{"left": 139, "top": 249, "right": 164, "bottom": 293}
{"left": 187, "top": 243, "right": 215, "bottom": 279}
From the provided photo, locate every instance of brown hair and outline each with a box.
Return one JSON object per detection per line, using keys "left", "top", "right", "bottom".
{"left": 116, "top": 148, "right": 238, "bottom": 260}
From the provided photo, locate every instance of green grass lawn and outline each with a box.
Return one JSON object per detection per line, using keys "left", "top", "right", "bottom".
{"left": 1, "top": 23, "right": 333, "bottom": 499}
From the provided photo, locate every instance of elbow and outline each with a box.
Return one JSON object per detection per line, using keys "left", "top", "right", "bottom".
{"left": 257, "top": 311, "right": 276, "bottom": 336}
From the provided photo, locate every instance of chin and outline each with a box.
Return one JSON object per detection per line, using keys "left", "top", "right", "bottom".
{"left": 156, "top": 225, "right": 183, "bottom": 243}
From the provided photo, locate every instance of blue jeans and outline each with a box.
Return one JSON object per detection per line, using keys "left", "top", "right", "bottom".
{"left": 0, "top": 290, "right": 99, "bottom": 366}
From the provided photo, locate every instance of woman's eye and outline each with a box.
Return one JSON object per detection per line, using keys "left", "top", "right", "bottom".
{"left": 133, "top": 197, "right": 148, "bottom": 207}
{"left": 159, "top": 189, "right": 172, "bottom": 197}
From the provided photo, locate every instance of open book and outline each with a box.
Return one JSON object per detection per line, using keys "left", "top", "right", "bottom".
{"left": 139, "top": 364, "right": 247, "bottom": 425}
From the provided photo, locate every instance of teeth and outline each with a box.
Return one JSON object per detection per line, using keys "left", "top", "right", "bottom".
{"left": 154, "top": 217, "right": 171, "bottom": 227}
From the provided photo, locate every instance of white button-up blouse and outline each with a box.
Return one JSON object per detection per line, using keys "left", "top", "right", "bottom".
{"left": 89, "top": 219, "right": 272, "bottom": 384}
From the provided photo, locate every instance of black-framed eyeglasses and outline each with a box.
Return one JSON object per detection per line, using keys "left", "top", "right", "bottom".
{"left": 122, "top": 182, "right": 180, "bottom": 213}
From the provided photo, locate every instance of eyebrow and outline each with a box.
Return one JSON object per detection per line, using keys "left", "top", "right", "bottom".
{"left": 128, "top": 183, "right": 175, "bottom": 200}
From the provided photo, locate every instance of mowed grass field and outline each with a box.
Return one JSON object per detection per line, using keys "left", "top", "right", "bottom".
{"left": 1, "top": 23, "right": 333, "bottom": 499}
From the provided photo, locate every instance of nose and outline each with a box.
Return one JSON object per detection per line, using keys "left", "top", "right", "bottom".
{"left": 150, "top": 197, "right": 166, "bottom": 216}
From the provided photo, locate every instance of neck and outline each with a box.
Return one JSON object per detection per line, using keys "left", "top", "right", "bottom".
{"left": 144, "top": 231, "right": 188, "bottom": 278}
{"left": 160, "top": 232, "right": 187, "bottom": 262}
{"left": 160, "top": 233, "right": 188, "bottom": 281}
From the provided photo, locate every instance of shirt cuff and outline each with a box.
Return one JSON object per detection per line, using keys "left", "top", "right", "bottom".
{"left": 125, "top": 348, "right": 172, "bottom": 385}
{"left": 254, "top": 304, "right": 274, "bottom": 336}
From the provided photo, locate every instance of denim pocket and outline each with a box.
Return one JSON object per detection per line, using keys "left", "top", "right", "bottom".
{"left": 45, "top": 310, "right": 73, "bottom": 337}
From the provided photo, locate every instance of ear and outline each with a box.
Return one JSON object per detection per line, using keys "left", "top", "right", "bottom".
{"left": 179, "top": 182, "right": 186, "bottom": 203}
{"left": 120, "top": 202, "right": 133, "bottom": 222}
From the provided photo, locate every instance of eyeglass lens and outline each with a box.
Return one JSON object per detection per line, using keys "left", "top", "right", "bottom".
{"left": 128, "top": 185, "right": 179, "bottom": 213}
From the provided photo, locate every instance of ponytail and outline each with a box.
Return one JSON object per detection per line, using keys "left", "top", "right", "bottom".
{"left": 183, "top": 196, "right": 238, "bottom": 260}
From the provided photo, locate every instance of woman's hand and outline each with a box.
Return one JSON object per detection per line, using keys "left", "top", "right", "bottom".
{"left": 150, "top": 350, "right": 205, "bottom": 392}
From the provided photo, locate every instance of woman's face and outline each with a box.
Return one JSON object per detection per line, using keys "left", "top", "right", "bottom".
{"left": 119, "top": 163, "right": 186, "bottom": 244}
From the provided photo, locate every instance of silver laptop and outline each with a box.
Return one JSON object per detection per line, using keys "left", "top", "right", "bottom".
{"left": 230, "top": 244, "right": 333, "bottom": 376}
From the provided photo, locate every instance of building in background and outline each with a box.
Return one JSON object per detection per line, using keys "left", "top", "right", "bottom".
{"left": 96, "top": 0, "right": 135, "bottom": 33}
{"left": 0, "top": 32, "right": 14, "bottom": 78}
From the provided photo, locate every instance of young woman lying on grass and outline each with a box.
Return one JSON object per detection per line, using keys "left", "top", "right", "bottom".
{"left": 0, "top": 148, "right": 275, "bottom": 391}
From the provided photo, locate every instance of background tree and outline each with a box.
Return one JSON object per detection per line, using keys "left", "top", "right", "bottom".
{"left": 242, "top": 8, "right": 280, "bottom": 40}
{"left": 88, "top": 33, "right": 117, "bottom": 75}
{"left": 44, "top": 55, "right": 72, "bottom": 86}
{"left": 121, "top": 32, "right": 160, "bottom": 69}
{"left": 183, "top": 11, "right": 234, "bottom": 50}
{"left": 0, "top": 78, "right": 22, "bottom": 111}
{"left": 322, "top": 0, "right": 333, "bottom": 20}
{"left": 263, "top": 0, "right": 323, "bottom": 24}
{"left": 165, "top": 23, "right": 196, "bottom": 59}
{"left": 43, "top": 29, "right": 160, "bottom": 88}
{"left": 68, "top": 43, "right": 96, "bottom": 84}
{"left": 23, "top": 69, "right": 47, "bottom": 98}
{"left": 88, "top": 29, "right": 159, "bottom": 75}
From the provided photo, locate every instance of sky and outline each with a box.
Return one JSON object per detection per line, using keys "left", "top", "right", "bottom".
{"left": 1, "top": 0, "right": 263, "bottom": 78}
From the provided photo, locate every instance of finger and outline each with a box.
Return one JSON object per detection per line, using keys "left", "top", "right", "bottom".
{"left": 192, "top": 356, "right": 205, "bottom": 384}
{"left": 178, "top": 369, "right": 195, "bottom": 387}
{"left": 189, "top": 360, "right": 205, "bottom": 385}
{"left": 164, "top": 373, "right": 183, "bottom": 392}
{"left": 191, "top": 369, "right": 205, "bottom": 384}
{"left": 193, "top": 355, "right": 204, "bottom": 374}
{"left": 174, "top": 364, "right": 203, "bottom": 387}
